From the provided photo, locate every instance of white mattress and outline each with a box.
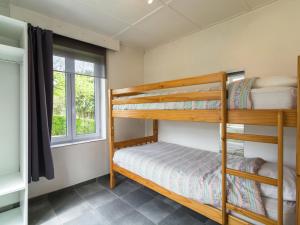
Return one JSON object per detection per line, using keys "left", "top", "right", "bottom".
{"left": 113, "top": 142, "right": 296, "bottom": 225}
{"left": 251, "top": 87, "right": 296, "bottom": 109}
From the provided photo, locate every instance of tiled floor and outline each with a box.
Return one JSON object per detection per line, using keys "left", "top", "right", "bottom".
{"left": 29, "top": 174, "right": 220, "bottom": 225}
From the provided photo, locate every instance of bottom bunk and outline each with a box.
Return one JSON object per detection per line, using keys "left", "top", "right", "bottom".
{"left": 112, "top": 142, "right": 296, "bottom": 225}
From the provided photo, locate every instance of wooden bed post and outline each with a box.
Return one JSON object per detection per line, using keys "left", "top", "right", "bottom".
{"left": 153, "top": 120, "right": 158, "bottom": 142}
{"left": 108, "top": 89, "right": 116, "bottom": 189}
{"left": 277, "top": 111, "right": 284, "bottom": 225}
{"left": 221, "top": 73, "right": 228, "bottom": 225}
{"left": 297, "top": 56, "right": 300, "bottom": 225}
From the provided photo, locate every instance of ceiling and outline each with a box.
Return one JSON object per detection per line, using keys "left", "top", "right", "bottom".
{"left": 10, "top": 0, "right": 277, "bottom": 49}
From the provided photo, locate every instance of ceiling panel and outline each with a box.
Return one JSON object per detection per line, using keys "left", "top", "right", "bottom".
{"left": 89, "top": 0, "right": 163, "bottom": 25}
{"left": 245, "top": 0, "right": 277, "bottom": 10}
{"left": 116, "top": 27, "right": 162, "bottom": 49}
{"left": 133, "top": 6, "right": 198, "bottom": 44}
{"left": 169, "top": 0, "right": 248, "bottom": 28}
{"left": 11, "top": 0, "right": 129, "bottom": 35}
{"left": 10, "top": 0, "right": 279, "bottom": 49}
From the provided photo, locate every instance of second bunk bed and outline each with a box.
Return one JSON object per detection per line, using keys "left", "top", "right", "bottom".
{"left": 108, "top": 57, "right": 300, "bottom": 225}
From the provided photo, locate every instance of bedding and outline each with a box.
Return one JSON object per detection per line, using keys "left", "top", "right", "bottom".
{"left": 113, "top": 81, "right": 297, "bottom": 110}
{"left": 251, "top": 87, "right": 296, "bottom": 109}
{"left": 233, "top": 197, "right": 296, "bottom": 225}
{"left": 258, "top": 162, "right": 296, "bottom": 201}
{"left": 113, "top": 142, "right": 266, "bottom": 215}
{"left": 253, "top": 75, "right": 297, "bottom": 88}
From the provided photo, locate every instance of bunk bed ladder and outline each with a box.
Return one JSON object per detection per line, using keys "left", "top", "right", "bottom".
{"left": 223, "top": 111, "right": 284, "bottom": 225}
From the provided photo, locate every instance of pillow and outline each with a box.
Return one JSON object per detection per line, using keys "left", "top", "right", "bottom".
{"left": 254, "top": 76, "right": 297, "bottom": 88}
{"left": 258, "top": 162, "right": 296, "bottom": 201}
{"left": 228, "top": 78, "right": 257, "bottom": 109}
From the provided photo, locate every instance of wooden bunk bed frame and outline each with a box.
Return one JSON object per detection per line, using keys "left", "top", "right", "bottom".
{"left": 109, "top": 57, "right": 300, "bottom": 225}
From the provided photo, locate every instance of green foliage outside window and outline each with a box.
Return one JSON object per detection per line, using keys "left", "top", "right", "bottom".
{"left": 52, "top": 71, "right": 96, "bottom": 137}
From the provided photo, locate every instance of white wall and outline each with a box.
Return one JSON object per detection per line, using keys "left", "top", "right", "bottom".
{"left": 8, "top": 6, "right": 145, "bottom": 198}
{"left": 0, "top": 0, "right": 9, "bottom": 16}
{"left": 144, "top": 0, "right": 300, "bottom": 168}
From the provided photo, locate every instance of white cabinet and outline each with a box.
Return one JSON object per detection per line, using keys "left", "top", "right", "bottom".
{"left": 0, "top": 15, "right": 28, "bottom": 225}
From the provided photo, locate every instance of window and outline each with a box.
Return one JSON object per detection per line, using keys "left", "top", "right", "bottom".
{"left": 52, "top": 35, "right": 106, "bottom": 144}
{"left": 220, "top": 71, "right": 245, "bottom": 156}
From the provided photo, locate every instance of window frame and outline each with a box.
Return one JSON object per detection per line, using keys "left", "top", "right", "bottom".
{"left": 51, "top": 56, "right": 103, "bottom": 145}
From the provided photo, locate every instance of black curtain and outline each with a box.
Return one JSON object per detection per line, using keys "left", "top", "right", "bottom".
{"left": 28, "top": 24, "right": 54, "bottom": 182}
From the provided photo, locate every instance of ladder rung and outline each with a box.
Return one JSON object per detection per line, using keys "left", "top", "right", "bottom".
{"left": 226, "top": 133, "right": 278, "bottom": 144}
{"left": 226, "top": 203, "right": 277, "bottom": 225}
{"left": 226, "top": 168, "right": 278, "bottom": 186}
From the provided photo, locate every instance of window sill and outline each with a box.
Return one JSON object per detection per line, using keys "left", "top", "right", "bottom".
{"left": 51, "top": 138, "right": 106, "bottom": 149}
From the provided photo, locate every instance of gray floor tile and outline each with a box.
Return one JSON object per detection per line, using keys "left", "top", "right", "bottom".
{"left": 205, "top": 220, "right": 220, "bottom": 225}
{"left": 180, "top": 206, "right": 209, "bottom": 222}
{"left": 155, "top": 195, "right": 181, "bottom": 209}
{"left": 113, "top": 211, "right": 155, "bottom": 225}
{"left": 112, "top": 180, "right": 140, "bottom": 197}
{"left": 140, "top": 186, "right": 159, "bottom": 197}
{"left": 84, "top": 189, "right": 118, "bottom": 209}
{"left": 96, "top": 199, "right": 134, "bottom": 224}
{"left": 75, "top": 181, "right": 104, "bottom": 197}
{"left": 158, "top": 207, "right": 205, "bottom": 225}
{"left": 29, "top": 196, "right": 60, "bottom": 225}
{"left": 48, "top": 188, "right": 90, "bottom": 224}
{"left": 63, "top": 210, "right": 105, "bottom": 225}
{"left": 29, "top": 177, "right": 216, "bottom": 225}
{"left": 122, "top": 189, "right": 154, "bottom": 208}
{"left": 137, "top": 198, "right": 175, "bottom": 224}
{"left": 98, "top": 175, "right": 110, "bottom": 189}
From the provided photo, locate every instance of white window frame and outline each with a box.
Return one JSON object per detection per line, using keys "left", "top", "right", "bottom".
{"left": 52, "top": 56, "right": 103, "bottom": 145}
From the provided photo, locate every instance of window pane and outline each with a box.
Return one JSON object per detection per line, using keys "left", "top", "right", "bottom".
{"left": 75, "top": 74, "right": 96, "bottom": 135}
{"left": 75, "top": 59, "right": 94, "bottom": 76}
{"left": 53, "top": 55, "right": 65, "bottom": 72}
{"left": 52, "top": 71, "right": 67, "bottom": 137}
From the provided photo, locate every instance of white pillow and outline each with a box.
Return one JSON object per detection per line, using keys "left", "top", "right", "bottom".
{"left": 254, "top": 76, "right": 297, "bottom": 88}
{"left": 258, "top": 162, "right": 296, "bottom": 201}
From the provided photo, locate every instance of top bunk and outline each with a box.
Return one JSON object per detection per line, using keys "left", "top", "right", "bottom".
{"left": 109, "top": 70, "right": 299, "bottom": 127}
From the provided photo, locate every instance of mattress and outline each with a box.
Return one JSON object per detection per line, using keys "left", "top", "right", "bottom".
{"left": 113, "top": 142, "right": 296, "bottom": 225}
{"left": 113, "top": 87, "right": 296, "bottom": 110}
{"left": 251, "top": 87, "right": 296, "bottom": 109}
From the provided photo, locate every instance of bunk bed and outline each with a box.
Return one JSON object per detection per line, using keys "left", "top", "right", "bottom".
{"left": 108, "top": 57, "right": 300, "bottom": 225}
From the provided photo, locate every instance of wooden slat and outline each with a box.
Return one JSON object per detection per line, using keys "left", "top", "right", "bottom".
{"left": 113, "top": 109, "right": 221, "bottom": 122}
{"left": 114, "top": 136, "right": 155, "bottom": 149}
{"left": 226, "top": 203, "right": 277, "bottom": 225}
{"left": 112, "top": 72, "right": 225, "bottom": 96}
{"left": 227, "top": 133, "right": 278, "bottom": 144}
{"left": 226, "top": 168, "right": 278, "bottom": 186}
{"left": 277, "top": 111, "right": 284, "bottom": 225}
{"left": 108, "top": 89, "right": 116, "bottom": 189}
{"left": 112, "top": 91, "right": 221, "bottom": 105}
{"left": 112, "top": 109, "right": 297, "bottom": 127}
{"left": 221, "top": 73, "right": 228, "bottom": 225}
{"left": 113, "top": 164, "right": 250, "bottom": 225}
{"left": 229, "top": 109, "right": 296, "bottom": 127}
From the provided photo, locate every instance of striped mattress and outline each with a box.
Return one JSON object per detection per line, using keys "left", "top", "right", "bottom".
{"left": 113, "top": 142, "right": 266, "bottom": 216}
